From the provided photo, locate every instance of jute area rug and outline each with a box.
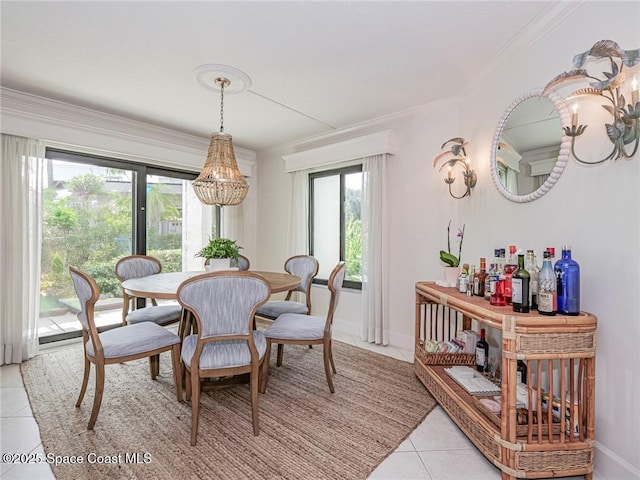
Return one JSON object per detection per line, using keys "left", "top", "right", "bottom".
{"left": 21, "top": 339, "right": 436, "bottom": 480}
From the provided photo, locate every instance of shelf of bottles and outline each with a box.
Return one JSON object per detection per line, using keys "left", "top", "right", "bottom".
{"left": 414, "top": 278, "right": 597, "bottom": 480}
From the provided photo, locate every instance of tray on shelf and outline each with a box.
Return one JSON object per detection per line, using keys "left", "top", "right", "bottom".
{"left": 472, "top": 396, "right": 562, "bottom": 437}
{"left": 444, "top": 366, "right": 501, "bottom": 395}
{"left": 415, "top": 341, "right": 475, "bottom": 366}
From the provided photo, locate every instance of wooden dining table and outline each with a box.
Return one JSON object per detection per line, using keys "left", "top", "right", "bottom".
{"left": 122, "top": 269, "right": 301, "bottom": 390}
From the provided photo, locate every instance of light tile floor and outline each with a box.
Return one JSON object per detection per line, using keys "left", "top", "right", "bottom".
{"left": 1, "top": 328, "right": 599, "bottom": 480}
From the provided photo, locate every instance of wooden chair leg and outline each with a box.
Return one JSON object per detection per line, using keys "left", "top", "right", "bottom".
{"left": 149, "top": 354, "right": 160, "bottom": 379}
{"left": 121, "top": 293, "right": 130, "bottom": 325}
{"left": 276, "top": 343, "right": 284, "bottom": 367}
{"left": 76, "top": 356, "right": 91, "bottom": 407}
{"left": 250, "top": 361, "right": 260, "bottom": 435}
{"left": 323, "top": 343, "right": 335, "bottom": 394}
{"left": 185, "top": 368, "right": 192, "bottom": 402}
{"left": 190, "top": 371, "right": 201, "bottom": 446}
{"left": 328, "top": 339, "right": 337, "bottom": 374}
{"left": 170, "top": 344, "right": 183, "bottom": 402}
{"left": 259, "top": 341, "right": 272, "bottom": 394}
{"left": 87, "top": 362, "right": 105, "bottom": 429}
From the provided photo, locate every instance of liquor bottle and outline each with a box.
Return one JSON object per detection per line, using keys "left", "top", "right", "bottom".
{"left": 490, "top": 274, "right": 507, "bottom": 306}
{"left": 475, "top": 328, "right": 489, "bottom": 373}
{"left": 554, "top": 245, "right": 580, "bottom": 315}
{"left": 512, "top": 254, "right": 530, "bottom": 313}
{"left": 458, "top": 264, "right": 469, "bottom": 294}
{"left": 537, "top": 250, "right": 556, "bottom": 316}
{"left": 484, "top": 263, "right": 494, "bottom": 301}
{"left": 517, "top": 360, "right": 527, "bottom": 384}
{"left": 466, "top": 265, "right": 476, "bottom": 297}
{"left": 525, "top": 250, "right": 539, "bottom": 310}
{"left": 473, "top": 259, "right": 487, "bottom": 297}
{"left": 503, "top": 245, "right": 518, "bottom": 305}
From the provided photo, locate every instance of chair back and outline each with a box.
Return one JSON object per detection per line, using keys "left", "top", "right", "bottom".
{"left": 115, "top": 255, "right": 162, "bottom": 282}
{"left": 177, "top": 272, "right": 270, "bottom": 338}
{"left": 231, "top": 254, "right": 250, "bottom": 271}
{"left": 69, "top": 266, "right": 103, "bottom": 353}
{"left": 325, "top": 262, "right": 346, "bottom": 326}
{"left": 284, "top": 255, "right": 319, "bottom": 310}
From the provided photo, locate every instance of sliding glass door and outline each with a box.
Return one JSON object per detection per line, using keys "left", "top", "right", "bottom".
{"left": 39, "top": 149, "right": 218, "bottom": 343}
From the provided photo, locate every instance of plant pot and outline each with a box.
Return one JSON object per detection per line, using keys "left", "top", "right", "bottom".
{"left": 205, "top": 258, "right": 231, "bottom": 272}
{"left": 442, "top": 266, "right": 459, "bottom": 285}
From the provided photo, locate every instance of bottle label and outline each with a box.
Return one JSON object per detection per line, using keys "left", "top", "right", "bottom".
{"left": 476, "top": 349, "right": 486, "bottom": 370}
{"left": 512, "top": 278, "right": 523, "bottom": 303}
{"left": 538, "top": 292, "right": 556, "bottom": 312}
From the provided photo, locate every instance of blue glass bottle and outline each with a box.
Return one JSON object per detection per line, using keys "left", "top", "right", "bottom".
{"left": 554, "top": 245, "right": 580, "bottom": 315}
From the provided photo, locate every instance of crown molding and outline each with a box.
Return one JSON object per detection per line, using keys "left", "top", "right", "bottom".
{"left": 0, "top": 87, "right": 256, "bottom": 174}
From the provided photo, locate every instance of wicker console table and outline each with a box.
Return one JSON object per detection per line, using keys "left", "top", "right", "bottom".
{"left": 414, "top": 281, "right": 597, "bottom": 480}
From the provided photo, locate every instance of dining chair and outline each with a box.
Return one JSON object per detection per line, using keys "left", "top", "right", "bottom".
{"left": 255, "top": 255, "right": 319, "bottom": 364}
{"left": 115, "top": 255, "right": 182, "bottom": 327}
{"left": 260, "top": 262, "right": 345, "bottom": 394}
{"left": 69, "top": 266, "right": 182, "bottom": 430}
{"left": 231, "top": 254, "right": 250, "bottom": 271}
{"left": 177, "top": 271, "right": 271, "bottom": 445}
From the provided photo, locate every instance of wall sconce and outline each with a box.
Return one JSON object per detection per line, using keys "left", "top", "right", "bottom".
{"left": 543, "top": 40, "right": 640, "bottom": 165}
{"left": 432, "top": 137, "right": 477, "bottom": 198}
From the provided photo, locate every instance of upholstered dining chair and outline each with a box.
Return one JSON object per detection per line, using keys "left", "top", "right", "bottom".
{"left": 231, "top": 254, "right": 250, "bottom": 271}
{"left": 69, "top": 266, "right": 182, "bottom": 430}
{"left": 177, "top": 271, "right": 271, "bottom": 446}
{"left": 115, "top": 255, "right": 182, "bottom": 327}
{"left": 260, "top": 262, "right": 345, "bottom": 394}
{"left": 255, "top": 255, "right": 319, "bottom": 364}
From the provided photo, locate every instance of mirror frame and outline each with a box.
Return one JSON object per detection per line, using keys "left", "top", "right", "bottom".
{"left": 490, "top": 88, "right": 571, "bottom": 203}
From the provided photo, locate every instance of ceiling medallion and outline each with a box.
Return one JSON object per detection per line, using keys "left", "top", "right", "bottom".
{"left": 193, "top": 64, "right": 252, "bottom": 94}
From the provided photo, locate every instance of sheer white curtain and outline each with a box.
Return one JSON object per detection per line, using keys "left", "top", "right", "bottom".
{"left": 288, "top": 170, "right": 309, "bottom": 256}
{"left": 361, "top": 153, "right": 389, "bottom": 345}
{"left": 1, "top": 134, "right": 45, "bottom": 364}
{"left": 221, "top": 203, "right": 244, "bottom": 245}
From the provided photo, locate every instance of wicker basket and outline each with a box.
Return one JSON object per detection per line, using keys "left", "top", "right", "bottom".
{"left": 472, "top": 396, "right": 561, "bottom": 437}
{"left": 415, "top": 340, "right": 475, "bottom": 366}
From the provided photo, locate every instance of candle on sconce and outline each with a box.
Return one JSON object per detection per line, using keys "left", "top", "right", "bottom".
{"left": 571, "top": 103, "right": 579, "bottom": 127}
{"left": 447, "top": 165, "right": 452, "bottom": 181}
{"left": 632, "top": 76, "right": 639, "bottom": 105}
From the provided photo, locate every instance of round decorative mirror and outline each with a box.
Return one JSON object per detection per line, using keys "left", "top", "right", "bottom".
{"left": 490, "top": 88, "right": 571, "bottom": 202}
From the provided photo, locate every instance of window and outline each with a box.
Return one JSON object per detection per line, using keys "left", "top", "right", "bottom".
{"left": 39, "top": 149, "right": 220, "bottom": 343}
{"left": 309, "top": 165, "right": 362, "bottom": 289}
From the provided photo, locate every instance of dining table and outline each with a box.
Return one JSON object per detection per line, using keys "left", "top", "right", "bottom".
{"left": 122, "top": 269, "right": 301, "bottom": 390}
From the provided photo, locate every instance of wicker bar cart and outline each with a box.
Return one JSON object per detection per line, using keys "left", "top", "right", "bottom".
{"left": 414, "top": 281, "right": 597, "bottom": 480}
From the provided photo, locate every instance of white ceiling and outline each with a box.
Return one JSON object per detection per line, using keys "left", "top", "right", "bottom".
{"left": 1, "top": 1, "right": 556, "bottom": 152}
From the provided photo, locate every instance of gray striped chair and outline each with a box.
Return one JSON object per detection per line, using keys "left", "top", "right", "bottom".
{"left": 255, "top": 255, "right": 319, "bottom": 365}
{"left": 69, "top": 266, "right": 182, "bottom": 430}
{"left": 231, "top": 254, "right": 251, "bottom": 271}
{"left": 177, "top": 271, "right": 271, "bottom": 445}
{"left": 115, "top": 255, "right": 182, "bottom": 327}
{"left": 260, "top": 262, "right": 345, "bottom": 394}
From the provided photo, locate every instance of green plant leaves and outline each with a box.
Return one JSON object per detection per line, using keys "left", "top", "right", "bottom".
{"left": 439, "top": 250, "right": 459, "bottom": 267}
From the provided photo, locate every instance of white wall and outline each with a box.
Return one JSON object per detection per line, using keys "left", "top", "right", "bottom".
{"left": 255, "top": 3, "right": 639, "bottom": 478}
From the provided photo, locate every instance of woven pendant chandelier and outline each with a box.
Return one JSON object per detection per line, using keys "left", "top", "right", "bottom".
{"left": 193, "top": 77, "right": 248, "bottom": 206}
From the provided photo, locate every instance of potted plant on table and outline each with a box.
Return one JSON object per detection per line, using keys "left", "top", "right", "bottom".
{"left": 195, "top": 238, "right": 242, "bottom": 271}
{"left": 440, "top": 220, "right": 465, "bottom": 284}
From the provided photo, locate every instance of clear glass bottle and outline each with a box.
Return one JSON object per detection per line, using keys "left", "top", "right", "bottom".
{"left": 473, "top": 259, "right": 487, "bottom": 297}
{"left": 484, "top": 262, "right": 494, "bottom": 301}
{"left": 512, "top": 254, "right": 530, "bottom": 313}
{"left": 525, "top": 250, "right": 539, "bottom": 310}
{"left": 458, "top": 264, "right": 469, "bottom": 294}
{"left": 554, "top": 245, "right": 580, "bottom": 315}
{"left": 537, "top": 250, "right": 557, "bottom": 316}
{"left": 503, "top": 245, "right": 518, "bottom": 305}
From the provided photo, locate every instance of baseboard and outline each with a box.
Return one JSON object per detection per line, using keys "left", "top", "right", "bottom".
{"left": 333, "top": 316, "right": 415, "bottom": 352}
{"left": 594, "top": 441, "right": 640, "bottom": 480}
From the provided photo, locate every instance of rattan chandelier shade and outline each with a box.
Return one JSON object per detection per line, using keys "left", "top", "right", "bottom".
{"left": 193, "top": 132, "right": 248, "bottom": 206}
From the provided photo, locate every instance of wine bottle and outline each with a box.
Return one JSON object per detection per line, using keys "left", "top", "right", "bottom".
{"left": 475, "top": 328, "right": 489, "bottom": 373}
{"left": 554, "top": 245, "right": 580, "bottom": 315}
{"left": 525, "top": 250, "right": 539, "bottom": 310}
{"left": 512, "top": 254, "right": 530, "bottom": 313}
{"left": 537, "top": 250, "right": 557, "bottom": 316}
{"left": 517, "top": 360, "right": 527, "bottom": 384}
{"left": 503, "top": 245, "right": 518, "bottom": 305}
